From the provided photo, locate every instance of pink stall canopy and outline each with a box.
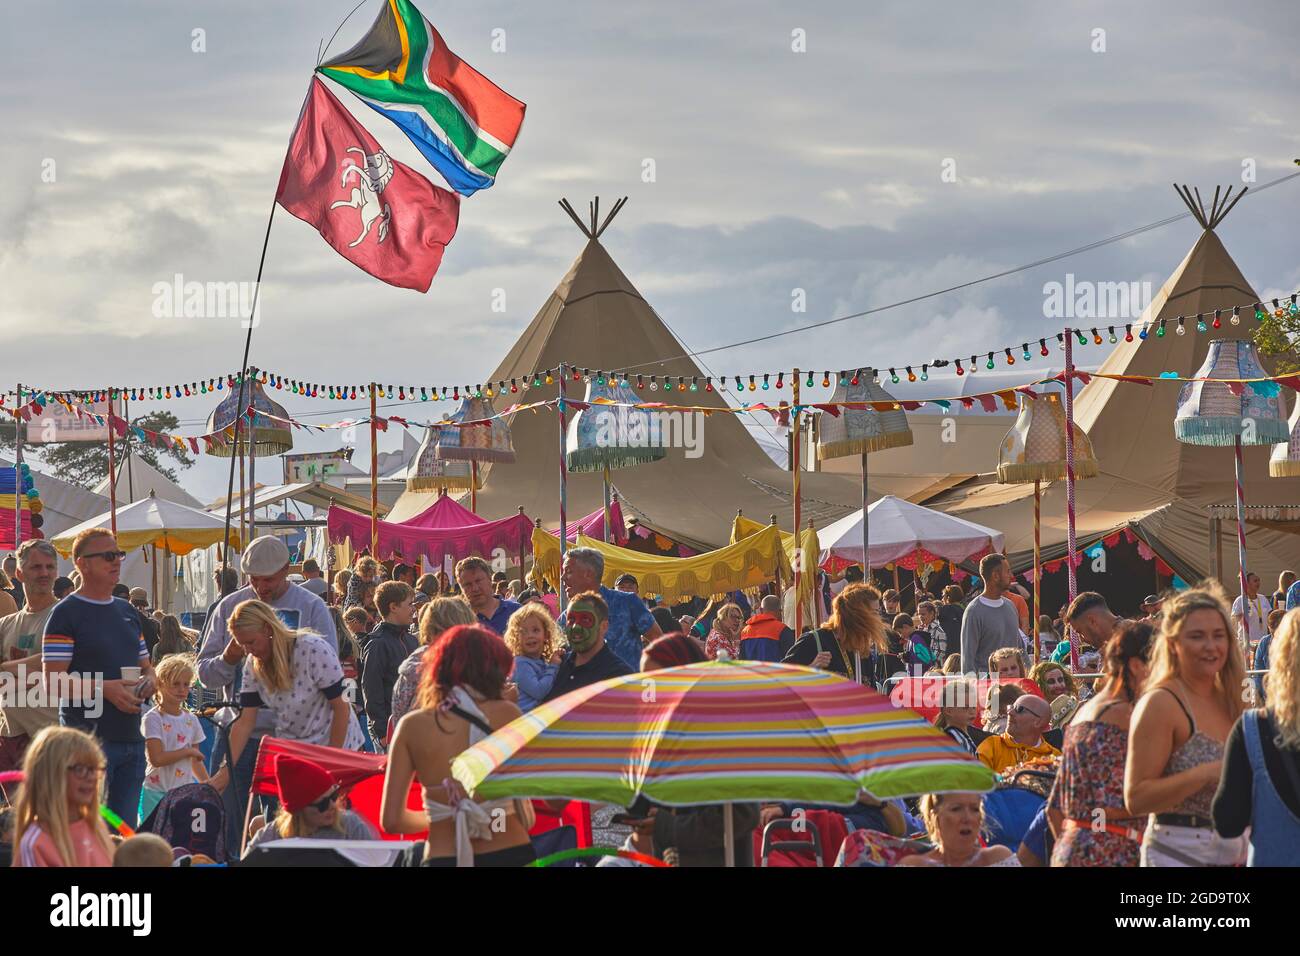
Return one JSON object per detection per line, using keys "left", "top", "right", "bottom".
{"left": 328, "top": 503, "right": 533, "bottom": 566}
{"left": 550, "top": 498, "right": 627, "bottom": 545}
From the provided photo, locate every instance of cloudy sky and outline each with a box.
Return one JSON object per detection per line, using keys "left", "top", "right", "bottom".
{"left": 2, "top": 0, "right": 1297, "bottom": 502}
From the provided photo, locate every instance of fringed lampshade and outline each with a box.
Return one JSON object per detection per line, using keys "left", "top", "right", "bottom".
{"left": 566, "top": 380, "right": 667, "bottom": 473}
{"left": 816, "top": 371, "right": 913, "bottom": 461}
{"left": 814, "top": 370, "right": 913, "bottom": 581}
{"left": 1174, "top": 340, "right": 1287, "bottom": 446}
{"left": 1270, "top": 395, "right": 1300, "bottom": 477}
{"left": 997, "top": 392, "right": 1099, "bottom": 483}
{"left": 407, "top": 426, "right": 480, "bottom": 493}
{"left": 204, "top": 379, "right": 293, "bottom": 458}
{"left": 432, "top": 397, "right": 516, "bottom": 464}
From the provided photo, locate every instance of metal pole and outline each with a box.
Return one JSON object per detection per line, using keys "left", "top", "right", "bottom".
{"left": 602, "top": 464, "right": 611, "bottom": 543}
{"left": 471, "top": 460, "right": 478, "bottom": 514}
{"left": 369, "top": 384, "right": 378, "bottom": 555}
{"left": 248, "top": 416, "right": 257, "bottom": 544}
{"left": 107, "top": 396, "right": 118, "bottom": 537}
{"left": 861, "top": 451, "right": 870, "bottom": 578}
{"left": 123, "top": 393, "right": 135, "bottom": 504}
{"left": 792, "top": 369, "right": 802, "bottom": 636}
{"left": 1033, "top": 480, "right": 1041, "bottom": 664}
{"left": 1234, "top": 436, "right": 1249, "bottom": 643}
{"left": 558, "top": 365, "right": 568, "bottom": 608}
{"left": 1063, "top": 330, "right": 1079, "bottom": 673}
{"left": 724, "top": 802, "right": 735, "bottom": 868}
{"left": 12, "top": 383, "right": 22, "bottom": 552}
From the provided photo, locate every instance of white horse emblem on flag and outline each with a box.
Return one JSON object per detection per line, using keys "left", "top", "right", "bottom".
{"left": 331, "top": 147, "right": 393, "bottom": 247}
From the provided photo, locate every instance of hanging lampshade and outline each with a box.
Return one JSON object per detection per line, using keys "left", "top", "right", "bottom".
{"left": 997, "top": 392, "right": 1099, "bottom": 484}
{"left": 566, "top": 380, "right": 668, "bottom": 474}
{"left": 816, "top": 369, "right": 913, "bottom": 461}
{"left": 431, "top": 396, "right": 515, "bottom": 463}
{"left": 204, "top": 379, "right": 293, "bottom": 458}
{"left": 1270, "top": 394, "right": 1300, "bottom": 477}
{"left": 1174, "top": 340, "right": 1287, "bottom": 447}
{"left": 407, "top": 426, "right": 480, "bottom": 493}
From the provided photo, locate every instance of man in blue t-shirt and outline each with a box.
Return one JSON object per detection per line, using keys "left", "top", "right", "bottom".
{"left": 42, "top": 528, "right": 155, "bottom": 827}
{"left": 456, "top": 556, "right": 521, "bottom": 636}
{"left": 561, "top": 548, "right": 662, "bottom": 670}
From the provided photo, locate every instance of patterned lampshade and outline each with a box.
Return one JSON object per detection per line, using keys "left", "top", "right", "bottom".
{"left": 1270, "top": 394, "right": 1300, "bottom": 477}
{"left": 204, "top": 378, "right": 294, "bottom": 458}
{"left": 407, "top": 426, "right": 480, "bottom": 493}
{"left": 997, "top": 392, "right": 1099, "bottom": 484}
{"left": 566, "top": 380, "right": 668, "bottom": 474}
{"left": 1174, "top": 340, "right": 1287, "bottom": 447}
{"left": 431, "top": 397, "right": 516, "bottom": 464}
{"left": 816, "top": 370, "right": 913, "bottom": 461}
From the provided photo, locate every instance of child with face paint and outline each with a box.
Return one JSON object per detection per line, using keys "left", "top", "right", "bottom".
{"left": 543, "top": 592, "right": 632, "bottom": 704}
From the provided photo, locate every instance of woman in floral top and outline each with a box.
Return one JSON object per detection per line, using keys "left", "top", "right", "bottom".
{"left": 705, "top": 603, "right": 744, "bottom": 661}
{"left": 1048, "top": 620, "right": 1153, "bottom": 866}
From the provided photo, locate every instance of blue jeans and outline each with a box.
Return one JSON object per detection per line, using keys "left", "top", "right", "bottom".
{"left": 211, "top": 728, "right": 263, "bottom": 852}
{"left": 101, "top": 739, "right": 147, "bottom": 830}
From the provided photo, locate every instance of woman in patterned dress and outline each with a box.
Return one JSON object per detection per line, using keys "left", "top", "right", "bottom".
{"left": 1048, "top": 620, "right": 1154, "bottom": 866}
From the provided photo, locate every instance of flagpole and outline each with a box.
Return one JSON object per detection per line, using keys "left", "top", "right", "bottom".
{"left": 220, "top": 200, "right": 279, "bottom": 588}
{"left": 558, "top": 364, "right": 568, "bottom": 609}
{"left": 369, "top": 383, "right": 379, "bottom": 555}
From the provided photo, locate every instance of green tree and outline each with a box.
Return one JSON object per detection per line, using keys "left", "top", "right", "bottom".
{"left": 28, "top": 411, "right": 195, "bottom": 488}
{"left": 1254, "top": 307, "right": 1300, "bottom": 376}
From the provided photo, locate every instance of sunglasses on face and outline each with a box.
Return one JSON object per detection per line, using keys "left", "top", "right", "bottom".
{"left": 67, "top": 762, "right": 106, "bottom": 779}
{"left": 307, "top": 789, "right": 340, "bottom": 813}
{"left": 1011, "top": 704, "right": 1046, "bottom": 718}
{"left": 81, "top": 550, "right": 127, "bottom": 562}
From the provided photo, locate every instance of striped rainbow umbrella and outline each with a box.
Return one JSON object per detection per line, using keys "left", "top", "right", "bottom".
{"left": 452, "top": 659, "right": 993, "bottom": 808}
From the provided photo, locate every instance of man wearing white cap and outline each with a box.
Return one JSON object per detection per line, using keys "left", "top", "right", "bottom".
{"left": 196, "top": 536, "right": 337, "bottom": 846}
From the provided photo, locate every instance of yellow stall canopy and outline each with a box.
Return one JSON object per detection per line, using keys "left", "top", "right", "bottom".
{"left": 533, "top": 523, "right": 792, "bottom": 601}
{"left": 730, "top": 514, "right": 820, "bottom": 607}
{"left": 51, "top": 491, "right": 242, "bottom": 558}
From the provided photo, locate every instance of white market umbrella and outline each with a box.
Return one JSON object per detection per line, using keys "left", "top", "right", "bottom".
{"left": 818, "top": 495, "right": 1004, "bottom": 570}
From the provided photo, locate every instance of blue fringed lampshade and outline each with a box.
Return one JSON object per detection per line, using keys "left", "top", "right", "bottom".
{"left": 431, "top": 397, "right": 516, "bottom": 464}
{"left": 566, "top": 380, "right": 667, "bottom": 474}
{"left": 1173, "top": 340, "right": 1287, "bottom": 447}
{"left": 816, "top": 369, "right": 913, "bottom": 461}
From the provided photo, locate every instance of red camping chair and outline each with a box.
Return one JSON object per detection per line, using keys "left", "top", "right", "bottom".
{"left": 751, "top": 810, "right": 850, "bottom": 867}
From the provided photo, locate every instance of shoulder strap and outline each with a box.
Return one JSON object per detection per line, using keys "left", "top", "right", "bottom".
{"left": 446, "top": 703, "right": 494, "bottom": 738}
{"left": 1260, "top": 710, "right": 1300, "bottom": 799}
{"left": 1156, "top": 686, "right": 1196, "bottom": 736}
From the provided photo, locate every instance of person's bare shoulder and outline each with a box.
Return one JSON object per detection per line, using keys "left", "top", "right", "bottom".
{"left": 481, "top": 698, "right": 523, "bottom": 728}
{"left": 979, "top": 845, "right": 1013, "bottom": 865}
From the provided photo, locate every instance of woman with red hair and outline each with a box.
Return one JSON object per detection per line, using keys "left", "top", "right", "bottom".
{"left": 379, "top": 625, "right": 536, "bottom": 866}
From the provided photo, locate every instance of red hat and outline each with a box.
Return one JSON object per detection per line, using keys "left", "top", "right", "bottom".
{"left": 274, "top": 754, "right": 336, "bottom": 814}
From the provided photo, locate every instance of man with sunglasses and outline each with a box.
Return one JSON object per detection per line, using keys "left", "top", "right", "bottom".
{"left": 41, "top": 528, "right": 156, "bottom": 827}
{"left": 975, "top": 693, "right": 1060, "bottom": 774}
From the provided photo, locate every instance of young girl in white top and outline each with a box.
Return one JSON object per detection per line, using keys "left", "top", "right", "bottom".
{"left": 140, "top": 654, "right": 209, "bottom": 822}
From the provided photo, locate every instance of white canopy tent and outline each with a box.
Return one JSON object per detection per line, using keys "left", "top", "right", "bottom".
{"left": 818, "top": 494, "right": 1005, "bottom": 568}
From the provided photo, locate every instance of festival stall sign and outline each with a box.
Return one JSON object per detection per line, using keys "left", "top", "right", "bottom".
{"left": 50, "top": 492, "right": 241, "bottom": 558}
{"left": 452, "top": 658, "right": 994, "bottom": 866}
{"left": 282, "top": 448, "right": 355, "bottom": 483}
{"left": 997, "top": 390, "right": 1098, "bottom": 662}
{"left": 531, "top": 523, "right": 791, "bottom": 601}
{"left": 327, "top": 502, "right": 532, "bottom": 567}
{"left": 23, "top": 397, "right": 124, "bottom": 444}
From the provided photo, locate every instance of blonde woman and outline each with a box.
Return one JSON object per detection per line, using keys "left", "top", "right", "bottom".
{"left": 504, "top": 603, "right": 565, "bottom": 711}
{"left": 1212, "top": 608, "right": 1300, "bottom": 865}
{"left": 389, "top": 597, "right": 476, "bottom": 726}
{"left": 895, "top": 792, "right": 1016, "bottom": 866}
{"left": 705, "top": 603, "right": 745, "bottom": 661}
{"left": 783, "top": 583, "right": 891, "bottom": 688}
{"left": 1124, "top": 584, "right": 1248, "bottom": 866}
{"left": 224, "top": 600, "right": 364, "bottom": 772}
{"left": 13, "top": 726, "right": 115, "bottom": 867}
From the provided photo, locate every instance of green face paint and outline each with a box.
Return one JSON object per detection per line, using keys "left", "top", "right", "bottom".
{"left": 566, "top": 601, "right": 602, "bottom": 652}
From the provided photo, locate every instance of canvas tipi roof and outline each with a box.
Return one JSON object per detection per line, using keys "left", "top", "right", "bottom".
{"left": 926, "top": 189, "right": 1300, "bottom": 586}
{"left": 389, "top": 199, "right": 883, "bottom": 543}
{"left": 93, "top": 452, "right": 204, "bottom": 510}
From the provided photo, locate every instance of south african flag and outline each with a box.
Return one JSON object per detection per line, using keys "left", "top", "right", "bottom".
{"left": 319, "top": 0, "right": 526, "bottom": 196}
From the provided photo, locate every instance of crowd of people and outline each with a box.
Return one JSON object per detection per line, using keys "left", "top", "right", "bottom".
{"left": 2, "top": 529, "right": 1299, "bottom": 868}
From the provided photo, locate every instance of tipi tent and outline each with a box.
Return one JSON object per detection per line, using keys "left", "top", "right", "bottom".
{"left": 925, "top": 188, "right": 1300, "bottom": 588}
{"left": 389, "top": 199, "right": 882, "bottom": 544}
{"left": 93, "top": 452, "right": 204, "bottom": 510}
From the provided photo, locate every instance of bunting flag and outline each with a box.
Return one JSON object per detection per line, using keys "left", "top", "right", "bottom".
{"left": 319, "top": 0, "right": 526, "bottom": 196}
{"left": 277, "top": 77, "right": 460, "bottom": 292}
